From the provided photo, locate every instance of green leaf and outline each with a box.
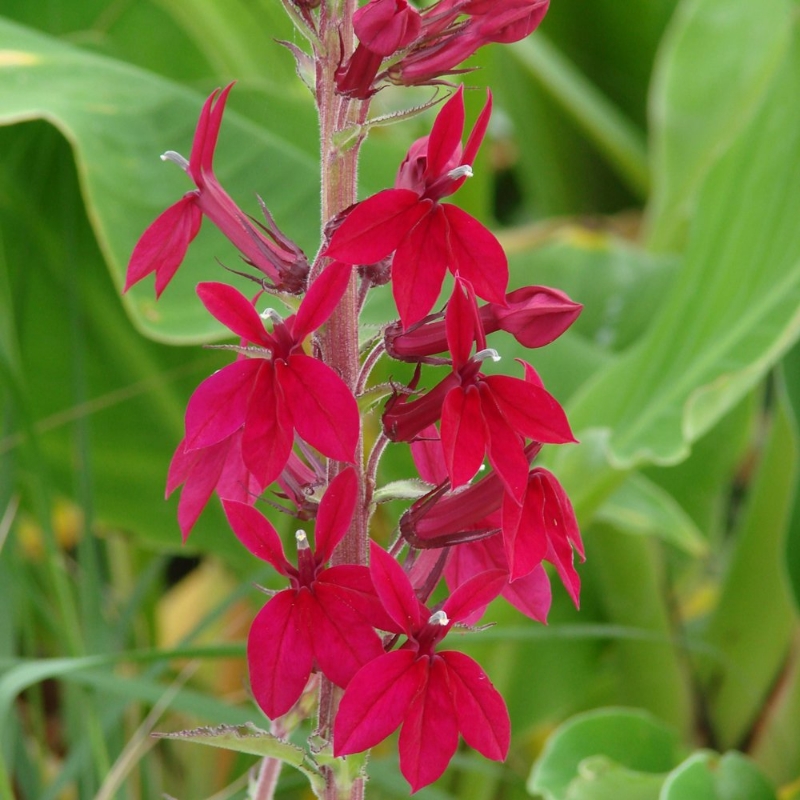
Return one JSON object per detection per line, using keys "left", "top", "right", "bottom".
{"left": 567, "top": 25, "right": 800, "bottom": 470}
{"left": 695, "top": 384, "right": 798, "bottom": 749}
{"left": 528, "top": 708, "right": 682, "bottom": 800}
{"left": 155, "top": 724, "right": 328, "bottom": 795}
{"left": 0, "top": 16, "right": 320, "bottom": 343}
{"left": 594, "top": 473, "right": 707, "bottom": 555}
{"left": 646, "top": 0, "right": 793, "bottom": 249}
{"left": 661, "top": 751, "right": 777, "bottom": 800}
{"left": 565, "top": 755, "right": 666, "bottom": 800}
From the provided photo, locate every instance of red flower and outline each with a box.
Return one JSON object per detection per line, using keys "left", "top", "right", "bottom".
{"left": 125, "top": 84, "right": 308, "bottom": 297}
{"left": 385, "top": 284, "right": 582, "bottom": 362}
{"left": 324, "top": 87, "right": 507, "bottom": 327}
{"left": 223, "top": 470, "right": 386, "bottom": 719}
{"left": 383, "top": 278, "right": 575, "bottom": 501}
{"left": 334, "top": 542, "right": 510, "bottom": 792}
{"left": 183, "top": 262, "right": 359, "bottom": 490}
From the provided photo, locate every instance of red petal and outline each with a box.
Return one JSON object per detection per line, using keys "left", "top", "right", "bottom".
{"left": 334, "top": 650, "right": 425, "bottom": 756}
{"left": 196, "top": 282, "right": 273, "bottom": 346}
{"left": 248, "top": 589, "right": 314, "bottom": 719}
{"left": 242, "top": 365, "right": 294, "bottom": 487}
{"left": 184, "top": 359, "right": 261, "bottom": 450}
{"left": 278, "top": 355, "right": 359, "bottom": 462}
{"left": 324, "top": 189, "right": 428, "bottom": 264}
{"left": 441, "top": 386, "right": 487, "bottom": 488}
{"left": 369, "top": 541, "right": 424, "bottom": 634}
{"left": 221, "top": 499, "right": 288, "bottom": 574}
{"left": 485, "top": 374, "right": 575, "bottom": 444}
{"left": 502, "top": 481, "right": 547, "bottom": 581}
{"left": 503, "top": 563, "right": 551, "bottom": 623}
{"left": 188, "top": 84, "right": 234, "bottom": 182}
{"left": 443, "top": 569, "right": 506, "bottom": 624}
{"left": 167, "top": 436, "right": 228, "bottom": 541}
{"left": 462, "top": 90, "right": 493, "bottom": 168}
{"left": 309, "top": 582, "right": 385, "bottom": 688}
{"left": 445, "top": 276, "right": 479, "bottom": 369}
{"left": 125, "top": 195, "right": 201, "bottom": 295}
{"left": 441, "top": 650, "right": 510, "bottom": 760}
{"left": 314, "top": 468, "right": 358, "bottom": 564}
{"left": 398, "top": 657, "right": 459, "bottom": 792}
{"left": 442, "top": 205, "right": 507, "bottom": 305}
{"left": 410, "top": 425, "right": 448, "bottom": 485}
{"left": 425, "top": 86, "right": 465, "bottom": 181}
{"left": 320, "top": 564, "right": 397, "bottom": 632}
{"left": 392, "top": 204, "right": 449, "bottom": 327}
{"left": 291, "top": 261, "right": 352, "bottom": 342}
{"left": 480, "top": 384, "right": 529, "bottom": 502}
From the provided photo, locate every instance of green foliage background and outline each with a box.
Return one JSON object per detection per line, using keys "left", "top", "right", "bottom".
{"left": 1, "top": 0, "right": 800, "bottom": 798}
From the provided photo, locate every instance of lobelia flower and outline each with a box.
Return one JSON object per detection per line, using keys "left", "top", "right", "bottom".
{"left": 324, "top": 86, "right": 507, "bottom": 328}
{"left": 181, "top": 261, "right": 359, "bottom": 492}
{"left": 334, "top": 541, "right": 510, "bottom": 792}
{"left": 383, "top": 277, "right": 575, "bottom": 501}
{"left": 409, "top": 427, "right": 552, "bottom": 622}
{"left": 167, "top": 429, "right": 263, "bottom": 541}
{"left": 125, "top": 84, "right": 308, "bottom": 297}
{"left": 401, "top": 443, "right": 585, "bottom": 592}
{"left": 223, "top": 469, "right": 388, "bottom": 719}
{"left": 385, "top": 284, "right": 582, "bottom": 363}
{"left": 336, "top": 0, "right": 422, "bottom": 98}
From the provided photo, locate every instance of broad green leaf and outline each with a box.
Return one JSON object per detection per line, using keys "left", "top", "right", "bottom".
{"left": 661, "top": 751, "right": 777, "bottom": 800}
{"left": 565, "top": 755, "right": 666, "bottom": 800}
{"left": 594, "top": 473, "right": 707, "bottom": 556}
{"left": 528, "top": 708, "right": 682, "bottom": 800}
{"left": 0, "top": 16, "right": 320, "bottom": 343}
{"left": 567, "top": 26, "right": 800, "bottom": 470}
{"left": 645, "top": 0, "right": 793, "bottom": 249}
{"left": 696, "top": 385, "right": 798, "bottom": 749}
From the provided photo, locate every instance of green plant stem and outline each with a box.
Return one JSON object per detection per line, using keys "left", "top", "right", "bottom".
{"left": 508, "top": 34, "right": 650, "bottom": 199}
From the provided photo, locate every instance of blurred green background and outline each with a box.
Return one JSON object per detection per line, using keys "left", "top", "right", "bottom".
{"left": 2, "top": 0, "right": 800, "bottom": 798}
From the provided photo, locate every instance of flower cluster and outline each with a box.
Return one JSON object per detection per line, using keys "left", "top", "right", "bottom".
{"left": 336, "top": 0, "right": 550, "bottom": 97}
{"left": 126, "top": 1, "right": 582, "bottom": 791}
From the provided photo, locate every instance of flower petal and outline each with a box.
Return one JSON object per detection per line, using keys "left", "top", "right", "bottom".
{"left": 441, "top": 386, "right": 487, "bottom": 488}
{"left": 125, "top": 195, "right": 202, "bottom": 296}
{"left": 398, "top": 656, "right": 459, "bottom": 792}
{"left": 196, "top": 282, "right": 273, "bottom": 346}
{"left": 440, "top": 650, "right": 510, "bottom": 760}
{"left": 325, "top": 189, "right": 428, "bottom": 264}
{"left": 309, "top": 582, "right": 385, "bottom": 687}
{"left": 334, "top": 650, "right": 425, "bottom": 756}
{"left": 392, "top": 203, "right": 449, "bottom": 327}
{"left": 442, "top": 204, "right": 507, "bottom": 305}
{"left": 442, "top": 569, "right": 506, "bottom": 624}
{"left": 369, "top": 541, "right": 424, "bottom": 634}
{"left": 248, "top": 589, "right": 314, "bottom": 719}
{"left": 424, "top": 86, "right": 465, "bottom": 181}
{"left": 485, "top": 374, "right": 576, "bottom": 444}
{"left": 241, "top": 365, "right": 294, "bottom": 487}
{"left": 278, "top": 355, "right": 359, "bottom": 462}
{"left": 480, "top": 384, "right": 529, "bottom": 502}
{"left": 221, "top": 499, "right": 288, "bottom": 574}
{"left": 184, "top": 359, "right": 261, "bottom": 450}
{"left": 291, "top": 260, "right": 352, "bottom": 343}
{"left": 314, "top": 468, "right": 358, "bottom": 564}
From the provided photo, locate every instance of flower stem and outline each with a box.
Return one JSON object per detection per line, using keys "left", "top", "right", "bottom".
{"left": 314, "top": 3, "right": 371, "bottom": 797}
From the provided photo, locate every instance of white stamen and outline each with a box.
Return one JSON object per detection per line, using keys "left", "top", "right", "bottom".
{"left": 474, "top": 348, "right": 501, "bottom": 363}
{"left": 260, "top": 308, "right": 283, "bottom": 323}
{"left": 447, "top": 165, "right": 473, "bottom": 181}
{"left": 161, "top": 150, "right": 189, "bottom": 171}
{"left": 295, "top": 530, "right": 309, "bottom": 549}
{"left": 428, "top": 610, "right": 449, "bottom": 626}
